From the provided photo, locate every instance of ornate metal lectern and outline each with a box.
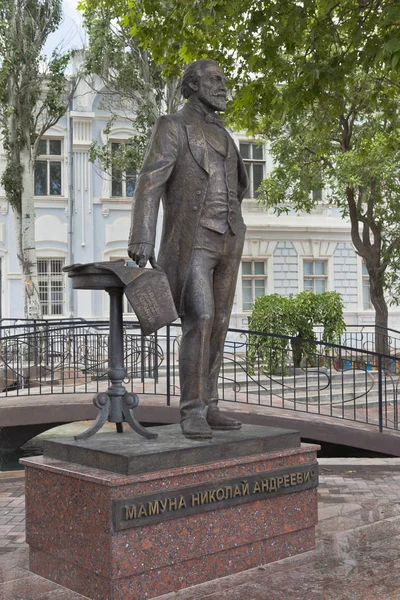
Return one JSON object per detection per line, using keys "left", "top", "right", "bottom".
{"left": 65, "top": 263, "right": 157, "bottom": 442}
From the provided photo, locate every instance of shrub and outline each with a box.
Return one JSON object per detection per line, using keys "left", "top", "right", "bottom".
{"left": 247, "top": 291, "right": 346, "bottom": 374}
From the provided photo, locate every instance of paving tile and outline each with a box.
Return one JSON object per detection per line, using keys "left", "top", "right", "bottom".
{"left": 2, "top": 461, "right": 400, "bottom": 599}
{"left": 0, "top": 563, "right": 31, "bottom": 585}
{"left": 9, "top": 526, "right": 24, "bottom": 533}
{"left": 0, "top": 573, "right": 62, "bottom": 599}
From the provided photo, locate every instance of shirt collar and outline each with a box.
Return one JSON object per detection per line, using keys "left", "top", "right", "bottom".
{"left": 186, "top": 100, "right": 217, "bottom": 121}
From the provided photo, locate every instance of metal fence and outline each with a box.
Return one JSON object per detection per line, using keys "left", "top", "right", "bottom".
{"left": 0, "top": 319, "right": 161, "bottom": 395}
{"left": 338, "top": 324, "right": 400, "bottom": 356}
{"left": 0, "top": 319, "right": 399, "bottom": 433}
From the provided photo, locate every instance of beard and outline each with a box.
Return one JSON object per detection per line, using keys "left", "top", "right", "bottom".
{"left": 198, "top": 89, "right": 227, "bottom": 112}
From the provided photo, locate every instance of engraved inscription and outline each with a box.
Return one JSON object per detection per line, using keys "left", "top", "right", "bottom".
{"left": 113, "top": 463, "right": 318, "bottom": 531}
{"left": 132, "top": 289, "right": 159, "bottom": 326}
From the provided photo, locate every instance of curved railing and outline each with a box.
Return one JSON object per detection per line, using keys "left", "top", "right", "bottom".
{"left": 0, "top": 319, "right": 398, "bottom": 433}
{"left": 331, "top": 324, "right": 400, "bottom": 356}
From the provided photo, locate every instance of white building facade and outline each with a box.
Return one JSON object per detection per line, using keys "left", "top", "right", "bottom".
{"left": 0, "top": 75, "right": 397, "bottom": 330}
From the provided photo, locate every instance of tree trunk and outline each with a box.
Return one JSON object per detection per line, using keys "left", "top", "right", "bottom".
{"left": 346, "top": 183, "right": 389, "bottom": 357}
{"left": 166, "top": 77, "right": 181, "bottom": 114}
{"left": 16, "top": 147, "right": 42, "bottom": 319}
{"left": 369, "top": 269, "right": 388, "bottom": 356}
{"left": 291, "top": 335, "right": 303, "bottom": 368}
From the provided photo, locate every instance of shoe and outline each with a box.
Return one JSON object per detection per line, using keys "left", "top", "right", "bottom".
{"left": 181, "top": 416, "right": 213, "bottom": 440}
{"left": 206, "top": 408, "right": 242, "bottom": 430}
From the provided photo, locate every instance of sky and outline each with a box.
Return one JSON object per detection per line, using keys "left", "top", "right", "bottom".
{"left": 43, "top": 0, "right": 85, "bottom": 57}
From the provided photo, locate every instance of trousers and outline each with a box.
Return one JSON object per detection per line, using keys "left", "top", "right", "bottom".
{"left": 179, "top": 224, "right": 246, "bottom": 421}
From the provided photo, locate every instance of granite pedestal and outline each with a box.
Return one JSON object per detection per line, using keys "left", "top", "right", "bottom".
{"left": 22, "top": 424, "right": 319, "bottom": 600}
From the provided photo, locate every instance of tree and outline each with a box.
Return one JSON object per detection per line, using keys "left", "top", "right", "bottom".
{"left": 87, "top": 0, "right": 400, "bottom": 86}
{"left": 0, "top": 0, "right": 72, "bottom": 318}
{"left": 248, "top": 291, "right": 345, "bottom": 374}
{"left": 93, "top": 0, "right": 400, "bottom": 354}
{"left": 82, "top": 2, "right": 181, "bottom": 178}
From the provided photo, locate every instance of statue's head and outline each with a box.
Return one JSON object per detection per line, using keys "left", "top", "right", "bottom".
{"left": 181, "top": 59, "right": 227, "bottom": 112}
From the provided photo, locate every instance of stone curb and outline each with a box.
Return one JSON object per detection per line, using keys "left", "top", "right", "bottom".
{"left": 0, "top": 470, "right": 25, "bottom": 480}
{"left": 318, "top": 458, "right": 400, "bottom": 465}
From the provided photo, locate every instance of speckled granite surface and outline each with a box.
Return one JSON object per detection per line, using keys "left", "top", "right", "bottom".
{"left": 22, "top": 443, "right": 318, "bottom": 600}
{"left": 2, "top": 459, "right": 400, "bottom": 599}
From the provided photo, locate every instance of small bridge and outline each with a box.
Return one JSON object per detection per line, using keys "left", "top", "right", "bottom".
{"left": 0, "top": 319, "right": 399, "bottom": 455}
{"left": 1, "top": 393, "right": 399, "bottom": 456}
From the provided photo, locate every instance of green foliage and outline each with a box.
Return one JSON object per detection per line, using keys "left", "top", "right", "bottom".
{"left": 248, "top": 291, "right": 346, "bottom": 374}
{"left": 87, "top": 0, "right": 400, "bottom": 339}
{"left": 82, "top": 1, "right": 400, "bottom": 121}
{"left": 0, "top": 0, "right": 71, "bottom": 317}
{"left": 89, "top": 134, "right": 149, "bottom": 177}
{"left": 0, "top": 0, "right": 70, "bottom": 213}
{"left": 247, "top": 294, "right": 294, "bottom": 375}
{"left": 317, "top": 291, "right": 347, "bottom": 344}
{"left": 81, "top": 1, "right": 181, "bottom": 177}
{"left": 1, "top": 162, "right": 23, "bottom": 207}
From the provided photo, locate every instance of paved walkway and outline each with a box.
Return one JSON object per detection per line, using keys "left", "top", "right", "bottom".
{"left": 0, "top": 458, "right": 400, "bottom": 599}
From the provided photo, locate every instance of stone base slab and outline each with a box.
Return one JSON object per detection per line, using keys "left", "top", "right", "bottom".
{"left": 22, "top": 437, "right": 319, "bottom": 600}
{"left": 42, "top": 423, "right": 301, "bottom": 475}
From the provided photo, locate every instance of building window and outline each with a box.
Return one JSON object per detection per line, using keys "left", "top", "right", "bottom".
{"left": 34, "top": 139, "right": 62, "bottom": 196}
{"left": 312, "top": 188, "right": 322, "bottom": 202}
{"left": 111, "top": 142, "right": 136, "bottom": 198}
{"left": 362, "top": 263, "right": 372, "bottom": 309}
{"left": 239, "top": 142, "right": 265, "bottom": 199}
{"left": 38, "top": 258, "right": 65, "bottom": 316}
{"left": 242, "top": 260, "right": 267, "bottom": 311}
{"left": 303, "top": 260, "right": 327, "bottom": 294}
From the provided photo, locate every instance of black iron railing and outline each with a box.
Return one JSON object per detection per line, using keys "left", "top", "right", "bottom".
{"left": 0, "top": 320, "right": 162, "bottom": 395}
{"left": 0, "top": 319, "right": 399, "bottom": 433}
{"left": 327, "top": 324, "right": 400, "bottom": 356}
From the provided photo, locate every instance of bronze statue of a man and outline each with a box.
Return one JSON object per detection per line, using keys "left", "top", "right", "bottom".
{"left": 128, "top": 59, "right": 248, "bottom": 440}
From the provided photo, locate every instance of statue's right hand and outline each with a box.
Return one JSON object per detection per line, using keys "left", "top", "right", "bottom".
{"left": 128, "top": 243, "right": 155, "bottom": 268}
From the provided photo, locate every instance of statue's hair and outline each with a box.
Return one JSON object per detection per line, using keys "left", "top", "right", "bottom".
{"left": 181, "top": 59, "right": 220, "bottom": 99}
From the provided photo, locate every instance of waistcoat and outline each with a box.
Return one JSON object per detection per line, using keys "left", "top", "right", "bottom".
{"left": 199, "top": 133, "right": 242, "bottom": 235}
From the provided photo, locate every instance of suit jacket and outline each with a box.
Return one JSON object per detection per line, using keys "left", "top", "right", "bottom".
{"left": 128, "top": 102, "right": 248, "bottom": 313}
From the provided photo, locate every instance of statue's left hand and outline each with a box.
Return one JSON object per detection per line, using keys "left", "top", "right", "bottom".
{"left": 128, "top": 242, "right": 155, "bottom": 268}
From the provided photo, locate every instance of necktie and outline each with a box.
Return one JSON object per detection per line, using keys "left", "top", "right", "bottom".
{"left": 204, "top": 113, "right": 224, "bottom": 128}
